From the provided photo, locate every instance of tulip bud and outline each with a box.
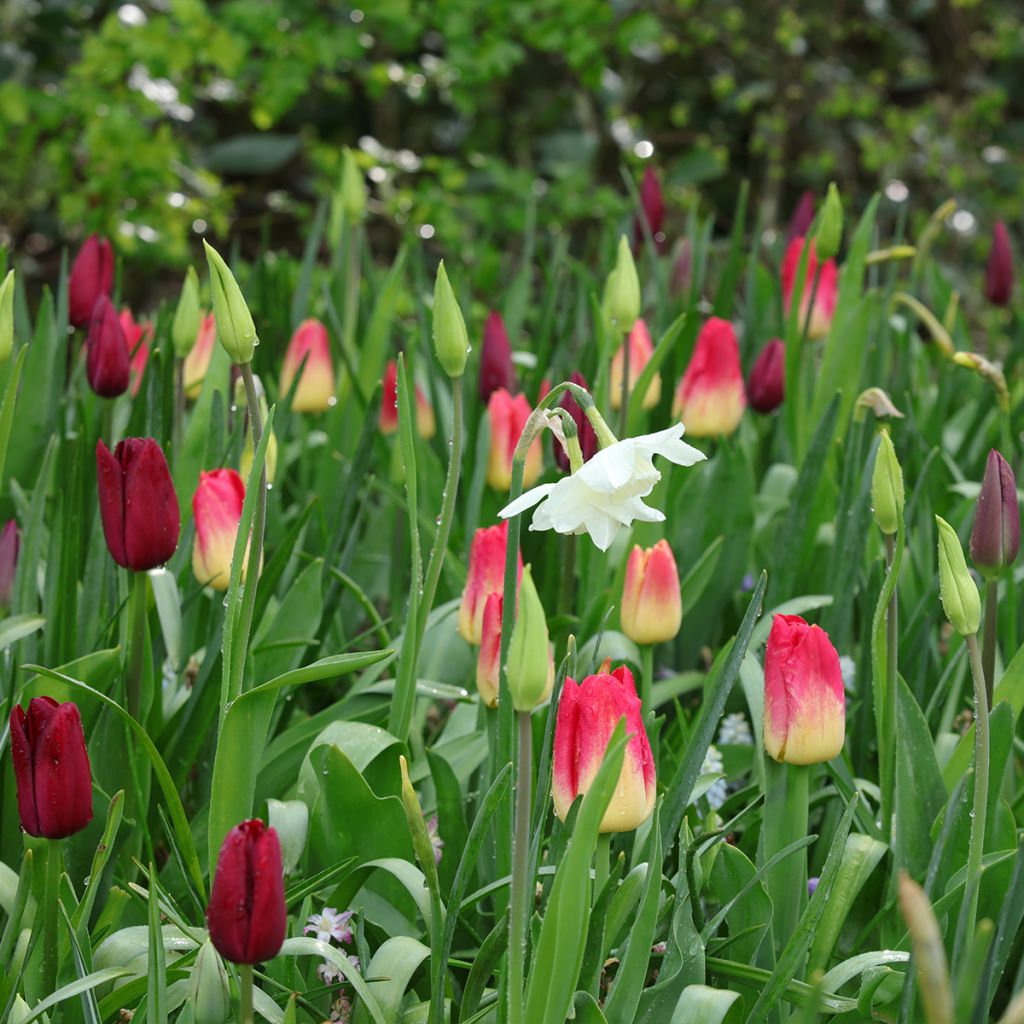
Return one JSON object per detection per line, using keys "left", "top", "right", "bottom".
{"left": 207, "top": 819, "right": 286, "bottom": 964}
{"left": 634, "top": 166, "right": 665, "bottom": 251}
{"left": 815, "top": 182, "right": 843, "bottom": 260}
{"left": 68, "top": 234, "right": 114, "bottom": 328}
{"left": 0, "top": 269, "right": 14, "bottom": 363}
{"left": 985, "top": 221, "right": 1014, "bottom": 307}
{"left": 476, "top": 591, "right": 503, "bottom": 708}
{"left": 782, "top": 237, "right": 838, "bottom": 340}
{"left": 969, "top": 449, "right": 1020, "bottom": 578}
{"left": 670, "top": 238, "right": 693, "bottom": 297}
{"left": 787, "top": 189, "right": 816, "bottom": 241}
{"left": 398, "top": 755, "right": 441, "bottom": 892}
{"left": 673, "top": 317, "right": 746, "bottom": 436}
{"left": 9, "top": 697, "right": 93, "bottom": 838}
{"left": 266, "top": 799, "right": 309, "bottom": 876}
{"left": 379, "top": 360, "right": 435, "bottom": 438}
{"left": 457, "top": 521, "right": 522, "bottom": 645}
{"left": 935, "top": 516, "right": 980, "bottom": 637}
{"left": 280, "top": 318, "right": 336, "bottom": 412}
{"left": 610, "top": 319, "right": 661, "bottom": 411}
{"left": 339, "top": 148, "right": 367, "bottom": 220}
{"left": 172, "top": 267, "right": 202, "bottom": 360}
{"left": 86, "top": 295, "right": 131, "bottom": 398}
{"left": 507, "top": 565, "right": 554, "bottom": 711}
{"left": 192, "top": 469, "right": 255, "bottom": 591}
{"left": 119, "top": 308, "right": 152, "bottom": 398}
{"left": 763, "top": 614, "right": 845, "bottom": 765}
{"left": 188, "top": 940, "right": 231, "bottom": 1024}
{"left": 203, "top": 241, "right": 258, "bottom": 364}
{"left": 552, "top": 371, "right": 598, "bottom": 473}
{"left": 184, "top": 313, "right": 217, "bottom": 399}
{"left": 478, "top": 310, "right": 517, "bottom": 402}
{"left": 0, "top": 519, "right": 18, "bottom": 609}
{"left": 552, "top": 665, "right": 656, "bottom": 833}
{"left": 621, "top": 540, "right": 682, "bottom": 645}
{"left": 746, "top": 338, "right": 785, "bottom": 413}
{"left": 432, "top": 262, "right": 469, "bottom": 379}
{"left": 604, "top": 236, "right": 641, "bottom": 332}
{"left": 486, "top": 388, "right": 542, "bottom": 491}
{"left": 871, "top": 430, "right": 904, "bottom": 536}
{"left": 96, "top": 437, "right": 180, "bottom": 571}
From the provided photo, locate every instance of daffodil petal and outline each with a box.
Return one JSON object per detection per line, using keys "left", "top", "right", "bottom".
{"left": 498, "top": 483, "right": 557, "bottom": 519}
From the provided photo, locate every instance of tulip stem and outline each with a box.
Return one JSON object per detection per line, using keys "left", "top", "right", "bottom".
{"left": 641, "top": 644, "right": 654, "bottom": 713}
{"left": 173, "top": 358, "right": 185, "bottom": 458}
{"left": 41, "top": 839, "right": 62, "bottom": 996}
{"left": 125, "top": 569, "right": 149, "bottom": 721}
{"left": 239, "top": 963, "right": 255, "bottom": 1024}
{"left": 763, "top": 760, "right": 809, "bottom": 954}
{"left": 962, "top": 632, "right": 990, "bottom": 957}
{"left": 508, "top": 709, "right": 533, "bottom": 1024}
{"left": 594, "top": 832, "right": 611, "bottom": 901}
{"left": 982, "top": 578, "right": 998, "bottom": 705}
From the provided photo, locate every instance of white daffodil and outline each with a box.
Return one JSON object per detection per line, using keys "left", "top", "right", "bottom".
{"left": 498, "top": 423, "right": 706, "bottom": 551}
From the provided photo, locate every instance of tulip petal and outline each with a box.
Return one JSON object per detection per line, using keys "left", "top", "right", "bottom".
{"left": 96, "top": 439, "right": 128, "bottom": 567}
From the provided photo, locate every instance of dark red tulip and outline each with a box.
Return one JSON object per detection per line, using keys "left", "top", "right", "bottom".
{"left": 207, "top": 819, "right": 286, "bottom": 964}
{"left": 985, "top": 221, "right": 1014, "bottom": 307}
{"left": 970, "top": 449, "right": 1020, "bottom": 578}
{"left": 787, "top": 190, "right": 816, "bottom": 241}
{"left": 478, "top": 311, "right": 517, "bottom": 402}
{"left": 68, "top": 235, "right": 114, "bottom": 328}
{"left": 86, "top": 296, "right": 131, "bottom": 398}
{"left": 670, "top": 239, "right": 692, "bottom": 297}
{"left": 634, "top": 167, "right": 665, "bottom": 252}
{"left": 747, "top": 338, "right": 785, "bottom": 413}
{"left": 96, "top": 437, "right": 180, "bottom": 571}
{"left": 0, "top": 519, "right": 18, "bottom": 608}
{"left": 10, "top": 697, "right": 93, "bottom": 839}
{"left": 552, "top": 371, "right": 598, "bottom": 472}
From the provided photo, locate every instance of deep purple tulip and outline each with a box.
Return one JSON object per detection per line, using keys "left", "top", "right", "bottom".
{"left": 634, "top": 166, "right": 665, "bottom": 252}
{"left": 787, "top": 190, "right": 816, "bottom": 241}
{"left": 985, "top": 221, "right": 1014, "bottom": 307}
{"left": 970, "top": 449, "right": 1020, "bottom": 577}
{"left": 0, "top": 519, "right": 18, "bottom": 608}
{"left": 747, "top": 339, "right": 785, "bottom": 413}
{"left": 68, "top": 235, "right": 114, "bottom": 328}
{"left": 86, "top": 295, "right": 131, "bottom": 398}
{"left": 552, "top": 371, "right": 598, "bottom": 472}
{"left": 478, "top": 310, "right": 517, "bottom": 402}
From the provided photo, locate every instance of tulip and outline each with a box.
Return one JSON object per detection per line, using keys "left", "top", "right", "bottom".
{"left": 433, "top": 262, "right": 469, "bottom": 379}
{"left": 86, "top": 295, "right": 131, "bottom": 398}
{"left": 0, "top": 519, "right": 18, "bottom": 608}
{"left": 458, "top": 521, "right": 522, "bottom": 645}
{"left": 193, "top": 469, "right": 257, "bottom": 590}
{"left": 380, "top": 360, "right": 435, "bottom": 439}
{"left": 552, "top": 665, "right": 656, "bottom": 833}
{"left": 96, "top": 437, "right": 180, "bottom": 571}
{"left": 9, "top": 697, "right": 93, "bottom": 838}
{"left": 815, "top": 183, "right": 843, "bottom": 260}
{"left": 280, "top": 318, "right": 336, "bottom": 412}
{"left": 204, "top": 241, "right": 257, "bottom": 364}
{"left": 670, "top": 239, "right": 692, "bottom": 297}
{"left": 478, "top": 310, "right": 517, "bottom": 402}
{"left": 787, "top": 190, "right": 816, "bottom": 241}
{"left": 871, "top": 431, "right": 905, "bottom": 536}
{"left": 985, "top": 221, "right": 1014, "bottom": 307}
{"left": 0, "top": 269, "right": 14, "bottom": 364}
{"left": 119, "top": 308, "right": 153, "bottom": 398}
{"left": 604, "top": 236, "right": 641, "bottom": 332}
{"left": 172, "top": 267, "right": 202, "bottom": 360}
{"left": 552, "top": 371, "right": 598, "bottom": 473}
{"left": 68, "top": 234, "right": 114, "bottom": 328}
{"left": 763, "top": 615, "right": 845, "bottom": 765}
{"left": 486, "top": 388, "right": 542, "bottom": 491}
{"left": 970, "top": 449, "right": 1020, "bottom": 578}
{"left": 238, "top": 373, "right": 278, "bottom": 486}
{"left": 477, "top": 591, "right": 503, "bottom": 707}
{"left": 634, "top": 166, "right": 665, "bottom": 251}
{"left": 673, "top": 317, "right": 746, "bottom": 437}
{"left": 782, "top": 236, "right": 838, "bottom": 340}
{"left": 621, "top": 539, "right": 681, "bottom": 645}
{"left": 207, "top": 819, "right": 286, "bottom": 964}
{"left": 184, "top": 313, "right": 217, "bottom": 399}
{"left": 747, "top": 338, "right": 785, "bottom": 413}
{"left": 936, "top": 516, "right": 980, "bottom": 637}
{"left": 339, "top": 147, "right": 367, "bottom": 220}
{"left": 507, "top": 565, "right": 555, "bottom": 711}
{"left": 610, "top": 319, "right": 661, "bottom": 411}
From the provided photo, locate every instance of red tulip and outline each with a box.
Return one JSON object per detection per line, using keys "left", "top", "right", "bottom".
{"left": 610, "top": 319, "right": 661, "bottom": 411}
{"left": 86, "top": 296, "right": 131, "bottom": 398}
{"left": 673, "top": 317, "right": 747, "bottom": 437}
{"left": 985, "top": 221, "right": 1014, "bottom": 307}
{"left": 0, "top": 518, "right": 18, "bottom": 608}
{"left": 10, "top": 697, "right": 93, "bottom": 839}
{"left": 670, "top": 239, "right": 693, "bottom": 297}
{"left": 280, "top": 318, "right": 336, "bottom": 412}
{"left": 634, "top": 167, "right": 665, "bottom": 252}
{"left": 621, "top": 539, "right": 681, "bottom": 645}
{"left": 192, "top": 469, "right": 253, "bottom": 591}
{"left": 552, "top": 371, "right": 598, "bottom": 473}
{"left": 119, "top": 308, "right": 153, "bottom": 398}
{"left": 96, "top": 438, "right": 180, "bottom": 571}
{"left": 478, "top": 311, "right": 517, "bottom": 402}
{"left": 782, "top": 236, "right": 838, "bottom": 341}
{"left": 68, "top": 235, "right": 114, "bottom": 328}
{"left": 184, "top": 312, "right": 217, "bottom": 400}
{"left": 457, "top": 521, "right": 522, "bottom": 645}
{"left": 207, "top": 819, "right": 286, "bottom": 964}
{"left": 486, "top": 388, "right": 541, "bottom": 491}
{"left": 787, "top": 190, "right": 816, "bottom": 241}
{"left": 476, "top": 591, "right": 503, "bottom": 707}
{"left": 747, "top": 338, "right": 785, "bottom": 413}
{"left": 380, "top": 360, "right": 435, "bottom": 439}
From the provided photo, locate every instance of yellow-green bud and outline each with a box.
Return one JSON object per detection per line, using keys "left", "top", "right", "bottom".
{"left": 871, "top": 430, "right": 904, "bottom": 535}
{"left": 203, "top": 240, "right": 258, "bottom": 364}
{"left": 0, "top": 269, "right": 14, "bottom": 364}
{"left": 897, "top": 873, "right": 954, "bottom": 1024}
{"left": 398, "top": 755, "right": 441, "bottom": 896}
{"left": 189, "top": 940, "right": 231, "bottom": 1024}
{"left": 605, "top": 235, "right": 641, "bottom": 332}
{"left": 172, "top": 266, "right": 202, "bottom": 360}
{"left": 935, "top": 515, "right": 980, "bottom": 636}
{"left": 432, "top": 261, "right": 469, "bottom": 378}
{"left": 508, "top": 564, "right": 554, "bottom": 712}
{"left": 340, "top": 148, "right": 367, "bottom": 220}
{"left": 815, "top": 182, "right": 843, "bottom": 260}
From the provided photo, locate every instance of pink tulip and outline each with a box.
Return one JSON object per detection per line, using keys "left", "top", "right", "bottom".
{"left": 119, "top": 308, "right": 153, "bottom": 398}
{"left": 782, "top": 236, "right": 838, "bottom": 341}
{"left": 610, "top": 319, "right": 661, "bottom": 411}
{"left": 673, "top": 317, "right": 746, "bottom": 437}
{"left": 457, "top": 522, "right": 522, "bottom": 645}
{"left": 478, "top": 311, "right": 517, "bottom": 402}
{"left": 280, "top": 318, "right": 336, "bottom": 412}
{"left": 184, "top": 313, "right": 217, "bottom": 400}
{"left": 621, "top": 540, "right": 681, "bottom": 645}
{"left": 486, "top": 388, "right": 542, "bottom": 491}
{"left": 192, "top": 469, "right": 257, "bottom": 591}
{"left": 380, "top": 360, "right": 435, "bottom": 439}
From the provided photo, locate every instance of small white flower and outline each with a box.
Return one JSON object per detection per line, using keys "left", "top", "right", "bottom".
{"left": 499, "top": 424, "right": 706, "bottom": 551}
{"left": 718, "top": 711, "right": 753, "bottom": 746}
{"left": 318, "top": 952, "right": 361, "bottom": 986}
{"left": 304, "top": 907, "right": 354, "bottom": 945}
{"left": 701, "top": 744, "right": 727, "bottom": 809}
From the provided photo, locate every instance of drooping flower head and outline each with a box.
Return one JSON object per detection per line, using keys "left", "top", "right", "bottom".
{"left": 673, "top": 317, "right": 746, "bottom": 437}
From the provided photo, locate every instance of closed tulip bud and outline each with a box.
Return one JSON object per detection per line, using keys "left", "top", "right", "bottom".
{"left": 68, "top": 234, "right": 114, "bottom": 328}
{"left": 203, "top": 241, "right": 258, "bottom": 364}
{"left": 477, "top": 592, "right": 503, "bottom": 707}
{"left": 985, "top": 221, "right": 1014, "bottom": 307}
{"left": 280, "top": 318, "right": 336, "bottom": 412}
{"left": 457, "top": 521, "right": 522, "bottom": 645}
{"left": 634, "top": 166, "right": 665, "bottom": 251}
{"left": 478, "top": 310, "right": 517, "bottom": 402}
{"left": 86, "top": 295, "right": 131, "bottom": 398}
{"left": 340, "top": 148, "right": 367, "bottom": 220}
{"left": 10, "top": 697, "right": 93, "bottom": 838}
{"left": 379, "top": 360, "right": 435, "bottom": 439}
{"left": 553, "top": 665, "right": 656, "bottom": 833}
{"left": 552, "top": 371, "right": 598, "bottom": 472}
{"left": 0, "top": 519, "right": 18, "bottom": 608}
{"left": 604, "top": 236, "right": 641, "bottom": 332}
{"left": 188, "top": 940, "right": 231, "bottom": 1024}
{"left": 610, "top": 319, "right": 661, "bottom": 411}
{"left": 787, "top": 189, "right": 816, "bottom": 241}
{"left": 184, "top": 313, "right": 217, "bottom": 399}
{"left": 815, "top": 182, "right": 843, "bottom": 260}
{"left": 172, "top": 267, "right": 202, "bottom": 360}
{"left": 432, "top": 262, "right": 469, "bottom": 378}
{"left": 0, "top": 269, "right": 14, "bottom": 363}
{"left": 670, "top": 238, "right": 693, "bottom": 297}
{"left": 621, "top": 539, "right": 682, "bottom": 645}
{"left": 207, "top": 819, "right": 286, "bottom": 964}
{"left": 119, "top": 308, "right": 152, "bottom": 398}
{"left": 935, "top": 516, "right": 980, "bottom": 636}
{"left": 673, "top": 317, "right": 746, "bottom": 436}
{"left": 96, "top": 437, "right": 180, "bottom": 571}
{"left": 486, "top": 388, "right": 542, "bottom": 491}
{"left": 763, "top": 614, "right": 845, "bottom": 765}
{"left": 507, "top": 565, "right": 554, "bottom": 711}
{"left": 782, "top": 237, "right": 838, "bottom": 340}
{"left": 747, "top": 338, "right": 785, "bottom": 413}
{"left": 970, "top": 449, "right": 1020, "bottom": 577}
{"left": 192, "top": 469, "right": 258, "bottom": 591}
{"left": 871, "top": 430, "right": 904, "bottom": 536}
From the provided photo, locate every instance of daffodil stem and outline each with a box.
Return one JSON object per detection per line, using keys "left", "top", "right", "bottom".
{"left": 982, "top": 578, "right": 998, "bottom": 706}
{"left": 508, "top": 710, "right": 533, "bottom": 1024}
{"left": 962, "top": 632, "right": 990, "bottom": 954}
{"left": 40, "top": 838, "right": 62, "bottom": 996}
{"left": 763, "top": 760, "right": 808, "bottom": 954}
{"left": 125, "top": 569, "right": 148, "bottom": 721}
{"left": 239, "top": 963, "right": 254, "bottom": 1024}
{"left": 641, "top": 644, "right": 654, "bottom": 713}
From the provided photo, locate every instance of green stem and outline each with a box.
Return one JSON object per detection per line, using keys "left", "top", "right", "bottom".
{"left": 239, "top": 963, "right": 254, "bottom": 1024}
{"left": 595, "top": 832, "right": 612, "bottom": 902}
{"left": 508, "top": 710, "right": 533, "bottom": 1024}
{"left": 618, "top": 326, "right": 630, "bottom": 438}
{"left": 173, "top": 358, "right": 185, "bottom": 460}
{"left": 763, "top": 760, "right": 809, "bottom": 954}
{"left": 880, "top": 534, "right": 898, "bottom": 840}
{"left": 125, "top": 569, "right": 148, "bottom": 720}
{"left": 641, "top": 644, "right": 654, "bottom": 714}
{"left": 963, "top": 633, "right": 990, "bottom": 950}
{"left": 41, "top": 839, "right": 62, "bottom": 996}
{"left": 982, "top": 578, "right": 998, "bottom": 706}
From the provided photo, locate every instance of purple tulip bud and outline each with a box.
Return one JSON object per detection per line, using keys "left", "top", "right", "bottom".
{"left": 86, "top": 295, "right": 130, "bottom": 398}
{"left": 788, "top": 190, "right": 816, "bottom": 241}
{"left": 970, "top": 449, "right": 1020, "bottom": 577}
{"left": 747, "top": 339, "right": 785, "bottom": 413}
{"left": 478, "top": 311, "right": 517, "bottom": 402}
{"left": 552, "top": 371, "right": 598, "bottom": 472}
{"left": 68, "top": 235, "right": 114, "bottom": 328}
{"left": 0, "top": 519, "right": 18, "bottom": 608}
{"left": 670, "top": 239, "right": 692, "bottom": 298}
{"left": 634, "top": 167, "right": 665, "bottom": 252}
{"left": 985, "top": 221, "right": 1014, "bottom": 307}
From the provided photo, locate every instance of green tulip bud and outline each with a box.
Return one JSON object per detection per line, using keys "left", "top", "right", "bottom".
{"left": 203, "top": 241, "right": 258, "bottom": 364}
{"left": 398, "top": 755, "right": 441, "bottom": 895}
{"left": 507, "top": 564, "right": 554, "bottom": 712}
{"left": 815, "top": 182, "right": 843, "bottom": 260}
{"left": 0, "top": 269, "right": 14, "bottom": 364}
{"left": 340, "top": 148, "right": 367, "bottom": 220}
{"left": 432, "top": 261, "right": 469, "bottom": 378}
{"left": 871, "top": 430, "right": 904, "bottom": 535}
{"left": 266, "top": 798, "right": 308, "bottom": 875}
{"left": 935, "top": 515, "right": 980, "bottom": 636}
{"left": 172, "top": 266, "right": 202, "bottom": 360}
{"left": 604, "top": 235, "right": 641, "bottom": 332}
{"left": 189, "top": 940, "right": 231, "bottom": 1024}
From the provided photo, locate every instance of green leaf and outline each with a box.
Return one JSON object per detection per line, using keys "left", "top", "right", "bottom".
{"left": 279, "top": 937, "right": 386, "bottom": 1024}
{"left": 0, "top": 615, "right": 45, "bottom": 654}
{"left": 672, "top": 985, "right": 743, "bottom": 1024}
{"left": 15, "top": 969, "right": 133, "bottom": 1024}
{"left": 679, "top": 536, "right": 725, "bottom": 617}
{"left": 147, "top": 862, "right": 168, "bottom": 1024}
{"left": 352, "top": 937, "right": 430, "bottom": 1024}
